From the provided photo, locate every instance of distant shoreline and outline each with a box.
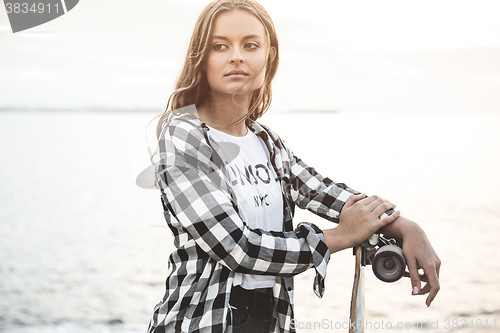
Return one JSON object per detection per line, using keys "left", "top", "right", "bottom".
{"left": 0, "top": 106, "right": 339, "bottom": 114}
{"left": 273, "top": 109, "right": 338, "bottom": 114}
{"left": 0, "top": 106, "right": 160, "bottom": 113}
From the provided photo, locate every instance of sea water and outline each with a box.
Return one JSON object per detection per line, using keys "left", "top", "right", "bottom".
{"left": 0, "top": 111, "right": 499, "bottom": 332}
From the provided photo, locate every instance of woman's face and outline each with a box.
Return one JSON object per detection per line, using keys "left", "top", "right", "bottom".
{"left": 204, "top": 9, "right": 274, "bottom": 97}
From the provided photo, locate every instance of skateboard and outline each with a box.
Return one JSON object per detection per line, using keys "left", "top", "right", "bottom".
{"left": 349, "top": 235, "right": 405, "bottom": 333}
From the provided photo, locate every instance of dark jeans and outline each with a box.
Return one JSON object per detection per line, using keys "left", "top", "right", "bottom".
{"left": 229, "top": 285, "right": 274, "bottom": 333}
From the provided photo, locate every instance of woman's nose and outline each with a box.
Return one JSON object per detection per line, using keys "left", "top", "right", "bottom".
{"left": 229, "top": 47, "right": 244, "bottom": 64}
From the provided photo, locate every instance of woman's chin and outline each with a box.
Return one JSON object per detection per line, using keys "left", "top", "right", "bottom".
{"left": 211, "top": 87, "right": 257, "bottom": 97}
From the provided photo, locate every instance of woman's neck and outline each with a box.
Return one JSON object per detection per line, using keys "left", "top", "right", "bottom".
{"left": 197, "top": 93, "right": 252, "bottom": 137}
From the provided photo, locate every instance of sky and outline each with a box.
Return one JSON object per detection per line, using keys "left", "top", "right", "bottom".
{"left": 1, "top": 0, "right": 499, "bottom": 114}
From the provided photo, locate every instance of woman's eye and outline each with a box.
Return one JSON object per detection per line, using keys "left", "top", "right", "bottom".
{"left": 245, "top": 43, "right": 259, "bottom": 50}
{"left": 213, "top": 44, "right": 227, "bottom": 51}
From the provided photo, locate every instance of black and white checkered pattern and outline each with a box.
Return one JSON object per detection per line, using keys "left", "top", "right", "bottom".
{"left": 147, "top": 105, "right": 362, "bottom": 333}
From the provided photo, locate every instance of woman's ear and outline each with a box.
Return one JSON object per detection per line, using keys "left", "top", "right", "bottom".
{"left": 269, "top": 46, "right": 277, "bottom": 63}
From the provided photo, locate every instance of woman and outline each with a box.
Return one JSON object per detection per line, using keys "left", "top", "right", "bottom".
{"left": 147, "top": 1, "right": 441, "bottom": 332}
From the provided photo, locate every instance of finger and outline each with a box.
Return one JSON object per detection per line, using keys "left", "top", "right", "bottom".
{"left": 406, "top": 256, "right": 421, "bottom": 296}
{"left": 418, "top": 272, "right": 432, "bottom": 294}
{"left": 360, "top": 195, "right": 379, "bottom": 206}
{"left": 424, "top": 266, "right": 441, "bottom": 307}
{"left": 367, "top": 198, "right": 396, "bottom": 215}
{"left": 344, "top": 193, "right": 365, "bottom": 208}
{"left": 372, "top": 202, "right": 397, "bottom": 219}
{"left": 419, "top": 273, "right": 429, "bottom": 283}
{"left": 375, "top": 210, "right": 400, "bottom": 230}
{"left": 403, "top": 270, "right": 429, "bottom": 283}
{"left": 365, "top": 196, "right": 383, "bottom": 211}
{"left": 419, "top": 282, "right": 431, "bottom": 295}
{"left": 436, "top": 258, "right": 441, "bottom": 278}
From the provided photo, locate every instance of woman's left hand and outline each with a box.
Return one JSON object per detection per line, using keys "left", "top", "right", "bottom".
{"left": 381, "top": 216, "right": 441, "bottom": 307}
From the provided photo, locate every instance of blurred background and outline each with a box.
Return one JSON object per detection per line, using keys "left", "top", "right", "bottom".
{"left": 1, "top": 0, "right": 499, "bottom": 332}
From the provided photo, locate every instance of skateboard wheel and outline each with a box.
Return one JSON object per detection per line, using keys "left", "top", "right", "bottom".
{"left": 372, "top": 244, "right": 406, "bottom": 283}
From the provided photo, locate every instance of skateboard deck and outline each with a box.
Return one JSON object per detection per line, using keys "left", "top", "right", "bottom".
{"left": 349, "top": 245, "right": 365, "bottom": 333}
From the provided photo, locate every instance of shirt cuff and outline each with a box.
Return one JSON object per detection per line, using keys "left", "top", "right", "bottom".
{"left": 296, "top": 222, "right": 330, "bottom": 298}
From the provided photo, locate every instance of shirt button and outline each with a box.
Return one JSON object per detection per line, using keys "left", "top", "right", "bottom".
{"left": 287, "top": 287, "right": 292, "bottom": 291}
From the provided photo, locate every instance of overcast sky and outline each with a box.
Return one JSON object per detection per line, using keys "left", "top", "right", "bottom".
{"left": 1, "top": 0, "right": 499, "bottom": 114}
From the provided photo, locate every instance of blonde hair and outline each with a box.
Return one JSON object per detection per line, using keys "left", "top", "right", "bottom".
{"left": 153, "top": 0, "right": 280, "bottom": 140}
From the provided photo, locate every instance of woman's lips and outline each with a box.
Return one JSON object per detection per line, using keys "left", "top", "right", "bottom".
{"left": 225, "top": 70, "right": 248, "bottom": 77}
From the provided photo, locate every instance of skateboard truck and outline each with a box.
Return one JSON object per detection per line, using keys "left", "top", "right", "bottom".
{"left": 355, "top": 234, "right": 406, "bottom": 283}
{"left": 349, "top": 235, "right": 406, "bottom": 333}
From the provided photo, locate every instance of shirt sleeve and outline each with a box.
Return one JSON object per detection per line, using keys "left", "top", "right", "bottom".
{"left": 155, "top": 119, "right": 330, "bottom": 284}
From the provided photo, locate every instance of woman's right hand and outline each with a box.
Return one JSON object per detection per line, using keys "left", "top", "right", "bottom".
{"left": 323, "top": 193, "right": 400, "bottom": 254}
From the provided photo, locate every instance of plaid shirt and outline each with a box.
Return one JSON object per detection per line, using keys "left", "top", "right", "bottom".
{"left": 147, "top": 105, "right": 360, "bottom": 333}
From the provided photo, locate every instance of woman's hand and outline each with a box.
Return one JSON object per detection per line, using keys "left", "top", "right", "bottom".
{"left": 323, "top": 193, "right": 400, "bottom": 254}
{"left": 381, "top": 216, "right": 441, "bottom": 307}
{"left": 323, "top": 193, "right": 441, "bottom": 307}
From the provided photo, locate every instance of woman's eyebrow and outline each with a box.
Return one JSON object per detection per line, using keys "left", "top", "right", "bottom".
{"left": 211, "top": 34, "right": 263, "bottom": 41}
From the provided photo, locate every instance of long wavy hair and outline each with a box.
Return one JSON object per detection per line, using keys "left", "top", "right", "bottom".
{"left": 152, "top": 0, "right": 280, "bottom": 140}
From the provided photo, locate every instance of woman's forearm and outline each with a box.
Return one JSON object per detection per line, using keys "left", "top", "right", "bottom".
{"left": 380, "top": 215, "right": 420, "bottom": 239}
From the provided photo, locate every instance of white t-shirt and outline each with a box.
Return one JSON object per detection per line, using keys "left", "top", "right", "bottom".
{"left": 206, "top": 124, "right": 284, "bottom": 290}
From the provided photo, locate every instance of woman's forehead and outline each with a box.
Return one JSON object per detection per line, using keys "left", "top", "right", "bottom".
{"left": 211, "top": 9, "right": 266, "bottom": 39}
